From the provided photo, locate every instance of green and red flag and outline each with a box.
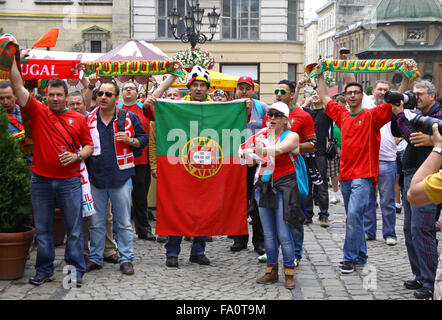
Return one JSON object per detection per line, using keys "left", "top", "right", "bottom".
{"left": 155, "top": 99, "right": 248, "bottom": 236}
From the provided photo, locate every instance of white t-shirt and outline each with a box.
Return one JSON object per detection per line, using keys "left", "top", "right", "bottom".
{"left": 364, "top": 94, "right": 397, "bottom": 162}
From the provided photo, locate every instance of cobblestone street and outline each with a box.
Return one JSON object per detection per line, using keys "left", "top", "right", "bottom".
{"left": 1, "top": 191, "right": 440, "bottom": 301}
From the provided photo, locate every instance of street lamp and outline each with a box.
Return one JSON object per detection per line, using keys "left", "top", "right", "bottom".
{"left": 168, "top": 1, "right": 220, "bottom": 48}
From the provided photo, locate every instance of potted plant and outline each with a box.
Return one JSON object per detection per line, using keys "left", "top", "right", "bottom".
{"left": 173, "top": 47, "right": 215, "bottom": 71}
{"left": 0, "top": 106, "right": 34, "bottom": 280}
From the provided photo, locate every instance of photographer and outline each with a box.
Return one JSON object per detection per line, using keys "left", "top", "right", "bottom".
{"left": 407, "top": 123, "right": 442, "bottom": 300}
{"left": 391, "top": 80, "right": 441, "bottom": 299}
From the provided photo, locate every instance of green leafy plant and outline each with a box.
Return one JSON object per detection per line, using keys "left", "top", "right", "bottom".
{"left": 173, "top": 47, "right": 215, "bottom": 70}
{"left": 0, "top": 107, "right": 32, "bottom": 233}
{"left": 365, "top": 86, "right": 373, "bottom": 96}
{"left": 324, "top": 71, "right": 336, "bottom": 88}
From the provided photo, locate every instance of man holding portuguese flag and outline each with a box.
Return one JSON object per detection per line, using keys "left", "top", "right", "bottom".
{"left": 144, "top": 66, "right": 249, "bottom": 268}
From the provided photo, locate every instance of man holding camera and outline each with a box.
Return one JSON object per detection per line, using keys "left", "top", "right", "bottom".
{"left": 391, "top": 80, "right": 441, "bottom": 299}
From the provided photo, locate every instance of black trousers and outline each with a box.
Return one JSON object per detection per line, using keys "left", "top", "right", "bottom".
{"left": 131, "top": 164, "right": 153, "bottom": 236}
{"left": 306, "top": 154, "right": 329, "bottom": 218}
{"left": 232, "top": 165, "right": 264, "bottom": 248}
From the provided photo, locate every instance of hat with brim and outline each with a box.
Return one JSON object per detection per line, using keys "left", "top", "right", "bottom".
{"left": 269, "top": 101, "right": 290, "bottom": 118}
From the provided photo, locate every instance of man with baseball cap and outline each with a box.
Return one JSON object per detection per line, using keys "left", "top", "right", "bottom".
{"left": 230, "top": 76, "right": 268, "bottom": 255}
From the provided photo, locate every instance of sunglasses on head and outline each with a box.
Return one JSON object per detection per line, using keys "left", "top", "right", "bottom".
{"left": 267, "top": 111, "right": 285, "bottom": 119}
{"left": 274, "top": 89, "right": 291, "bottom": 96}
{"left": 97, "top": 91, "right": 115, "bottom": 98}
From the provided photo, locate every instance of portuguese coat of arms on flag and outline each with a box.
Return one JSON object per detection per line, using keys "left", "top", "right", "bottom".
{"left": 155, "top": 99, "right": 248, "bottom": 236}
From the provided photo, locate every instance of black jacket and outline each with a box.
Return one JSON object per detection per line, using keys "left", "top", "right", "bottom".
{"left": 255, "top": 173, "right": 305, "bottom": 232}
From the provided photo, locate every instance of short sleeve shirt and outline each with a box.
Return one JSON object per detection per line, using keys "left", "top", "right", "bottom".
{"left": 325, "top": 100, "right": 392, "bottom": 184}
{"left": 423, "top": 169, "right": 442, "bottom": 205}
{"left": 20, "top": 96, "right": 93, "bottom": 179}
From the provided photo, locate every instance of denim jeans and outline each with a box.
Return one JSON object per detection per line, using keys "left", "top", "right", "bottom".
{"left": 340, "top": 178, "right": 371, "bottom": 264}
{"left": 89, "top": 178, "right": 134, "bottom": 265}
{"left": 403, "top": 169, "right": 438, "bottom": 291}
{"left": 165, "top": 236, "right": 207, "bottom": 257}
{"left": 255, "top": 188, "right": 295, "bottom": 267}
{"left": 31, "top": 173, "right": 85, "bottom": 278}
{"left": 291, "top": 197, "right": 306, "bottom": 261}
{"left": 363, "top": 160, "right": 397, "bottom": 240}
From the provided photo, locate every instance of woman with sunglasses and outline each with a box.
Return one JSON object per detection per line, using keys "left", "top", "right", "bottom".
{"left": 241, "top": 101, "right": 303, "bottom": 289}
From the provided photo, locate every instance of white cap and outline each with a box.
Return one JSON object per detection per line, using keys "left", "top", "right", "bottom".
{"left": 269, "top": 102, "right": 289, "bottom": 118}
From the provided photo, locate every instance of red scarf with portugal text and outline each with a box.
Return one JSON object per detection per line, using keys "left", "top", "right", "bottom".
{"left": 87, "top": 106, "right": 135, "bottom": 170}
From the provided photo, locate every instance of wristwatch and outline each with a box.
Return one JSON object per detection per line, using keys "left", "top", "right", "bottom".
{"left": 77, "top": 152, "right": 83, "bottom": 162}
{"left": 131, "top": 138, "right": 136, "bottom": 146}
{"left": 432, "top": 147, "right": 442, "bottom": 155}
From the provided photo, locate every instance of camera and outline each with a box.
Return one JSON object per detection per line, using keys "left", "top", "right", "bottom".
{"left": 410, "top": 114, "right": 442, "bottom": 136}
{"left": 384, "top": 90, "right": 417, "bottom": 109}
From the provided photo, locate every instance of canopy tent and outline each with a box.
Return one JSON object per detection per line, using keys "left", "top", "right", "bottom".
{"left": 172, "top": 70, "right": 259, "bottom": 92}
{"left": 27, "top": 49, "right": 102, "bottom": 62}
{"left": 95, "top": 39, "right": 169, "bottom": 62}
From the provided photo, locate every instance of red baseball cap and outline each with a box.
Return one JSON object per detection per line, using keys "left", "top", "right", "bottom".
{"left": 237, "top": 76, "right": 254, "bottom": 87}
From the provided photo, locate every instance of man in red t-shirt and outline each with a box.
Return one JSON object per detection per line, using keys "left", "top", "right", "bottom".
{"left": 9, "top": 57, "right": 94, "bottom": 287}
{"left": 119, "top": 81, "right": 156, "bottom": 241}
{"left": 317, "top": 72, "right": 392, "bottom": 274}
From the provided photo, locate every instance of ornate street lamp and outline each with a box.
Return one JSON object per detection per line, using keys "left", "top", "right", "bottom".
{"left": 168, "top": 1, "right": 220, "bottom": 48}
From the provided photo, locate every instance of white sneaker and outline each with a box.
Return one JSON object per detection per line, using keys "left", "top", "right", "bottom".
{"left": 258, "top": 254, "right": 267, "bottom": 263}
{"left": 386, "top": 238, "right": 397, "bottom": 246}
{"left": 330, "top": 197, "right": 340, "bottom": 204}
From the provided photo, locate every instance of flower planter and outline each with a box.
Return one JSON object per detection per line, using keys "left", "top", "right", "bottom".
{"left": 0, "top": 226, "right": 35, "bottom": 280}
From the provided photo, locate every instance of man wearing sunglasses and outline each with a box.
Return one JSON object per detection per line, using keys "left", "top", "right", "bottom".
{"left": 9, "top": 57, "right": 94, "bottom": 288}
{"left": 317, "top": 71, "right": 393, "bottom": 275}
{"left": 230, "top": 76, "right": 269, "bottom": 255}
{"left": 118, "top": 82, "right": 156, "bottom": 242}
{"left": 85, "top": 81, "right": 148, "bottom": 276}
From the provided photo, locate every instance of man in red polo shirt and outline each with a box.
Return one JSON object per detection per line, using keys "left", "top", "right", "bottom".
{"left": 317, "top": 72, "right": 392, "bottom": 274}
{"left": 9, "top": 57, "right": 94, "bottom": 287}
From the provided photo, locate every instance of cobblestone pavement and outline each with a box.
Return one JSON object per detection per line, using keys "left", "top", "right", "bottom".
{"left": 1, "top": 191, "right": 440, "bottom": 300}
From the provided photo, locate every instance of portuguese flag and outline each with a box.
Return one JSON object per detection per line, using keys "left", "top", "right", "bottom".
{"left": 155, "top": 99, "right": 248, "bottom": 236}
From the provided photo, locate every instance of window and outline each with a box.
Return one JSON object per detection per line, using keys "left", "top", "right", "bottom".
{"left": 91, "top": 40, "right": 102, "bottom": 53}
{"left": 221, "top": 0, "right": 259, "bottom": 40}
{"left": 288, "top": 64, "right": 297, "bottom": 82}
{"left": 287, "top": 0, "right": 298, "bottom": 41}
{"left": 157, "top": 0, "right": 190, "bottom": 39}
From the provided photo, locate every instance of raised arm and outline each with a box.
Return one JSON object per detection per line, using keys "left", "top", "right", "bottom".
{"left": 10, "top": 57, "right": 29, "bottom": 106}
{"left": 317, "top": 72, "right": 332, "bottom": 106}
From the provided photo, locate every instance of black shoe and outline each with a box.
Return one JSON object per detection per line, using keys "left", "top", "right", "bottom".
{"left": 413, "top": 287, "right": 433, "bottom": 299}
{"left": 254, "top": 244, "right": 265, "bottom": 255}
{"left": 29, "top": 273, "right": 54, "bottom": 286}
{"left": 166, "top": 256, "right": 178, "bottom": 268}
{"left": 189, "top": 255, "right": 210, "bottom": 265}
{"left": 230, "top": 241, "right": 247, "bottom": 252}
{"left": 404, "top": 279, "right": 423, "bottom": 290}
{"left": 319, "top": 216, "right": 330, "bottom": 228}
{"left": 157, "top": 235, "right": 168, "bottom": 243}
{"left": 304, "top": 218, "right": 313, "bottom": 225}
{"left": 339, "top": 261, "right": 355, "bottom": 274}
{"left": 138, "top": 232, "right": 156, "bottom": 241}
{"left": 103, "top": 253, "right": 119, "bottom": 264}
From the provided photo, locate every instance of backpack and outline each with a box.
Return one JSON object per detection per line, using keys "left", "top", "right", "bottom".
{"left": 281, "top": 130, "right": 309, "bottom": 198}
{"left": 116, "top": 108, "right": 142, "bottom": 158}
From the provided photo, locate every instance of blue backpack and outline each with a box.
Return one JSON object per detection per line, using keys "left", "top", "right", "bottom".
{"left": 281, "top": 130, "right": 309, "bottom": 198}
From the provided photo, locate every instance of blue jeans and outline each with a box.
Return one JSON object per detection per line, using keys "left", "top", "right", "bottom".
{"left": 291, "top": 197, "right": 306, "bottom": 261}
{"left": 165, "top": 236, "right": 207, "bottom": 257}
{"left": 340, "top": 178, "right": 371, "bottom": 264}
{"left": 89, "top": 179, "right": 134, "bottom": 265}
{"left": 403, "top": 169, "right": 438, "bottom": 291}
{"left": 31, "top": 173, "right": 85, "bottom": 278}
{"left": 363, "top": 160, "right": 397, "bottom": 240}
{"left": 255, "top": 189, "right": 295, "bottom": 267}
